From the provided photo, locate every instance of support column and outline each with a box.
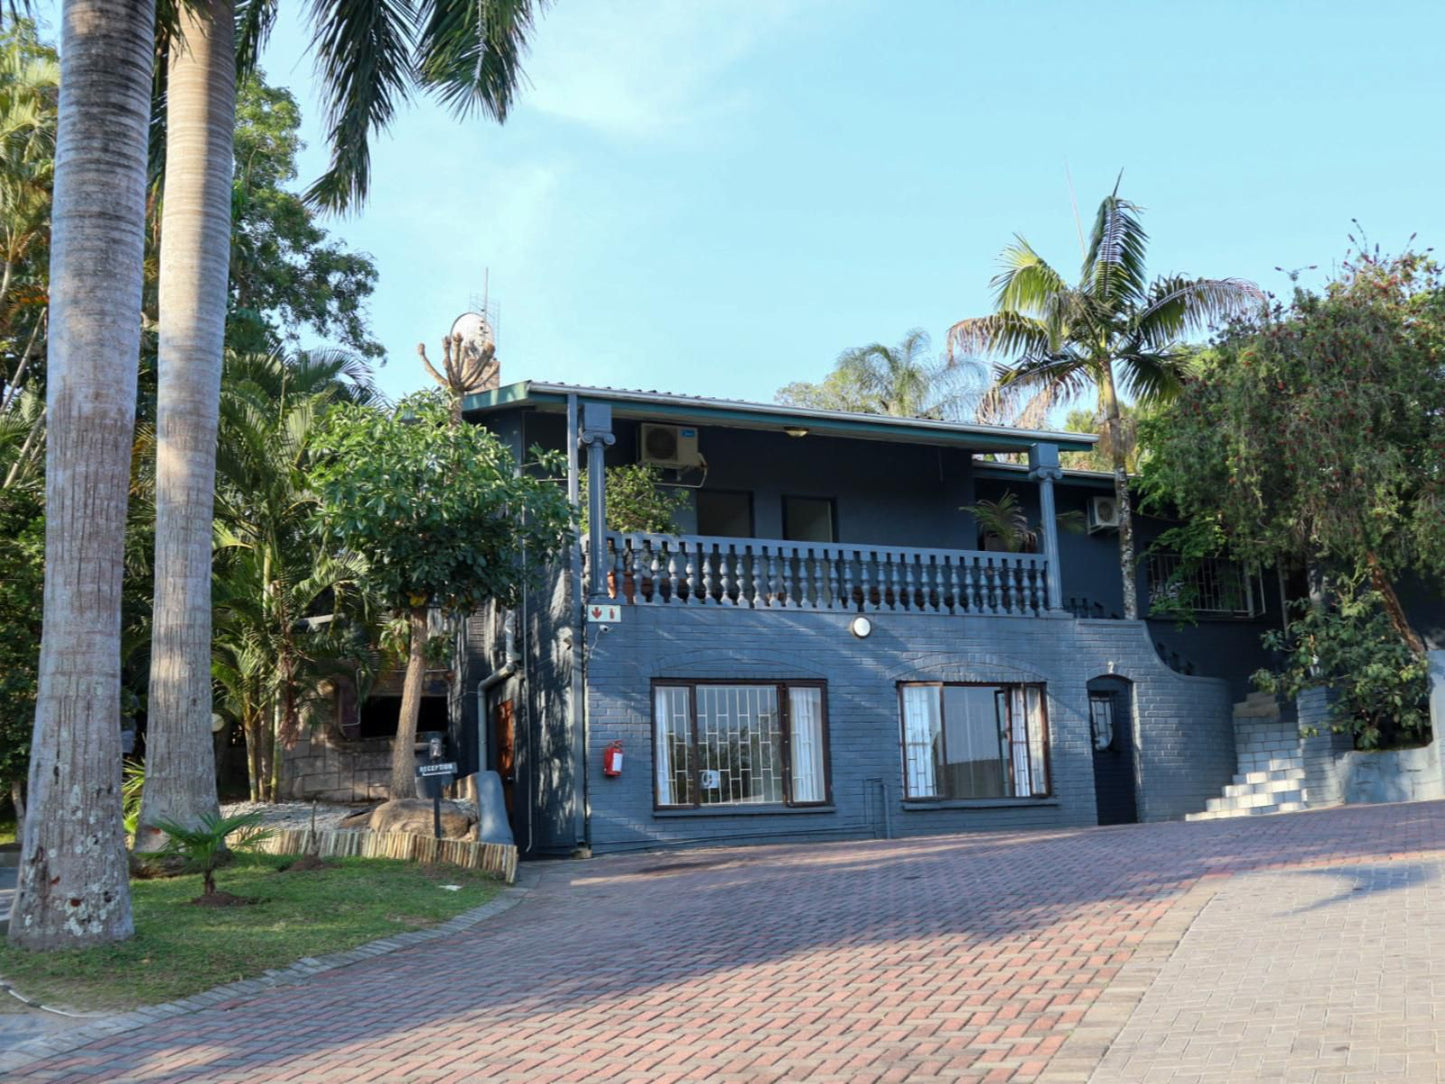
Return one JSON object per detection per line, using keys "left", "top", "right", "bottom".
{"left": 579, "top": 401, "right": 614, "bottom": 600}
{"left": 1028, "top": 442, "right": 1065, "bottom": 613}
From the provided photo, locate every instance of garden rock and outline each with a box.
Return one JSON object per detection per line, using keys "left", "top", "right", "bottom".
{"left": 367, "top": 798, "right": 475, "bottom": 839}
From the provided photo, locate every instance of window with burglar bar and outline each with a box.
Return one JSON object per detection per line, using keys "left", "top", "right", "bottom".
{"left": 1145, "top": 553, "right": 1264, "bottom": 617}
{"left": 652, "top": 681, "right": 829, "bottom": 809}
{"left": 898, "top": 683, "right": 1050, "bottom": 800}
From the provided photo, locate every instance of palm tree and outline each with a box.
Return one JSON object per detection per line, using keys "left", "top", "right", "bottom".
{"left": 9, "top": 0, "right": 154, "bottom": 949}
{"left": 139, "top": 0, "right": 238, "bottom": 853}
{"left": 947, "top": 185, "right": 1262, "bottom": 619}
{"left": 142, "top": 0, "right": 550, "bottom": 845}
{"left": 211, "top": 349, "right": 381, "bottom": 801}
{"left": 777, "top": 329, "right": 983, "bottom": 420}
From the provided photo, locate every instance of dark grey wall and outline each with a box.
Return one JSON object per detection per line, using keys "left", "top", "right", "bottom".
{"left": 578, "top": 607, "right": 1233, "bottom": 853}
{"left": 518, "top": 409, "right": 978, "bottom": 549}
{"left": 974, "top": 469, "right": 1283, "bottom": 703}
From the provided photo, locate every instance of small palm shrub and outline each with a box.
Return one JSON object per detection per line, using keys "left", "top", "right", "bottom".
{"left": 153, "top": 811, "right": 274, "bottom": 897}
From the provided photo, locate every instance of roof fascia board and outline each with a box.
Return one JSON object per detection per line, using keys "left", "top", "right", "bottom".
{"left": 462, "top": 382, "right": 1096, "bottom": 453}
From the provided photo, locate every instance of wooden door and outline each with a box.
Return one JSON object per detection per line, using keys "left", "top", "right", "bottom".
{"left": 494, "top": 699, "right": 515, "bottom": 815}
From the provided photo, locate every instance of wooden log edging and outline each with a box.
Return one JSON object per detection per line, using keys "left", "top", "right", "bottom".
{"left": 254, "top": 827, "right": 517, "bottom": 884}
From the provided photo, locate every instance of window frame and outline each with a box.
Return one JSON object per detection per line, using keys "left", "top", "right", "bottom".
{"left": 1145, "top": 552, "right": 1266, "bottom": 618}
{"left": 782, "top": 494, "right": 838, "bottom": 543}
{"left": 650, "top": 678, "right": 832, "bottom": 811}
{"left": 696, "top": 489, "right": 755, "bottom": 539}
{"left": 895, "top": 681, "right": 1052, "bottom": 801}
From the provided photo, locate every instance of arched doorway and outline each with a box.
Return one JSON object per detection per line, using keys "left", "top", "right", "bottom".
{"left": 1087, "top": 676, "right": 1137, "bottom": 825}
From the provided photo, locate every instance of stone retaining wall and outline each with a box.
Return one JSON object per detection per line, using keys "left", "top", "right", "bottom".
{"left": 1296, "top": 655, "right": 1445, "bottom": 808}
{"left": 280, "top": 734, "right": 393, "bottom": 802}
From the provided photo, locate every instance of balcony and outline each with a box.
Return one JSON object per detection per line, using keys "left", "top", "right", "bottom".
{"left": 588, "top": 532, "right": 1053, "bottom": 617}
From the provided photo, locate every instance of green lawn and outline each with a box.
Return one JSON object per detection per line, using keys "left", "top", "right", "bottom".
{"left": 0, "top": 813, "right": 15, "bottom": 845}
{"left": 0, "top": 854, "right": 501, "bottom": 1011}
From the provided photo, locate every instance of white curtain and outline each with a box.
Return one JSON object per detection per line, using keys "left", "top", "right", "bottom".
{"left": 901, "top": 685, "right": 940, "bottom": 798}
{"left": 654, "top": 686, "right": 689, "bottom": 805}
{"left": 788, "top": 687, "right": 825, "bottom": 802}
{"left": 1025, "top": 687, "right": 1048, "bottom": 796}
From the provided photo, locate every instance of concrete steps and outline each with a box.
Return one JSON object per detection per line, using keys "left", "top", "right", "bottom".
{"left": 1185, "top": 694, "right": 1311, "bottom": 822}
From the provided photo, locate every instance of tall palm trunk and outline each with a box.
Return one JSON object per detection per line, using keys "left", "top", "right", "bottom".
{"left": 390, "top": 606, "right": 430, "bottom": 797}
{"left": 136, "top": 0, "right": 235, "bottom": 850}
{"left": 9, "top": 0, "right": 154, "bottom": 950}
{"left": 1097, "top": 360, "right": 1139, "bottom": 620}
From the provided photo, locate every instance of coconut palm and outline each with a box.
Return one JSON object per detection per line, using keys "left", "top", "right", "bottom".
{"left": 777, "top": 329, "right": 983, "bottom": 420}
{"left": 9, "top": 0, "right": 154, "bottom": 949}
{"left": 142, "top": 0, "right": 550, "bottom": 846}
{"left": 947, "top": 185, "right": 1262, "bottom": 619}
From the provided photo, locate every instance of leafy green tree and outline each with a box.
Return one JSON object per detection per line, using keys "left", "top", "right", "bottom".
{"left": 1141, "top": 250, "right": 1445, "bottom": 654}
{"left": 310, "top": 392, "right": 573, "bottom": 797}
{"left": 0, "top": 486, "right": 42, "bottom": 823}
{"left": 776, "top": 329, "right": 982, "bottom": 420}
{"left": 228, "top": 76, "right": 381, "bottom": 359}
{"left": 1255, "top": 581, "right": 1430, "bottom": 749}
{"left": 0, "top": 22, "right": 55, "bottom": 410}
{"left": 947, "top": 183, "right": 1261, "bottom": 618}
{"left": 579, "top": 462, "right": 689, "bottom": 535}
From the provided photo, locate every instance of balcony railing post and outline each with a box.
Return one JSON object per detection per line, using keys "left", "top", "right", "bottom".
{"left": 579, "top": 402, "right": 615, "bottom": 601}
{"left": 1028, "top": 442, "right": 1066, "bottom": 613}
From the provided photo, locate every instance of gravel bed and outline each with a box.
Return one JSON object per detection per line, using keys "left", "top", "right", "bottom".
{"left": 219, "top": 800, "right": 377, "bottom": 834}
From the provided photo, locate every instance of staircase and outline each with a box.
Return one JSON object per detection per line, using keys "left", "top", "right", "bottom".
{"left": 1186, "top": 691, "right": 1308, "bottom": 821}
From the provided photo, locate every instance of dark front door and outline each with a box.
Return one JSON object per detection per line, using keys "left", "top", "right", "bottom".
{"left": 1088, "top": 678, "right": 1138, "bottom": 825}
{"left": 494, "top": 699, "right": 516, "bottom": 817}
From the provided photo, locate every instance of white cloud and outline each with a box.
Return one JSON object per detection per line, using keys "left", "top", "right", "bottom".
{"left": 519, "top": 0, "right": 813, "bottom": 140}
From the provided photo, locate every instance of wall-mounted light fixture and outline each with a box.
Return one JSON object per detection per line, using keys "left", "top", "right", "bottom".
{"left": 783, "top": 426, "right": 809, "bottom": 438}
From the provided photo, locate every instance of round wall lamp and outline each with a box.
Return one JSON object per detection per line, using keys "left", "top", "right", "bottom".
{"left": 783, "top": 426, "right": 810, "bottom": 438}
{"left": 849, "top": 616, "right": 872, "bottom": 638}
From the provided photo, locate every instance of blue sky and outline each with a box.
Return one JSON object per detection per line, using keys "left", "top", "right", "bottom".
{"left": 51, "top": 1, "right": 1445, "bottom": 405}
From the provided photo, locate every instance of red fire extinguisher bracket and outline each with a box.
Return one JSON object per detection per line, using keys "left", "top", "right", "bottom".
{"left": 602, "top": 740, "right": 624, "bottom": 778}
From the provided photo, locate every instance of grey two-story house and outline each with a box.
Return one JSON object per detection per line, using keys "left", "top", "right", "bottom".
{"left": 457, "top": 381, "right": 1283, "bottom": 857}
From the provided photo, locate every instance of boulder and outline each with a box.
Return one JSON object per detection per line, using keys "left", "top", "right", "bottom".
{"left": 368, "top": 798, "right": 475, "bottom": 840}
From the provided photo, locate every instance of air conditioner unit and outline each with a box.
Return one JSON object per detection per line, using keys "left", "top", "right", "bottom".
{"left": 639, "top": 423, "right": 703, "bottom": 469}
{"left": 1087, "top": 495, "right": 1121, "bottom": 533}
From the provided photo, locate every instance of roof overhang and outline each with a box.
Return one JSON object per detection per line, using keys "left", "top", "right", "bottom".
{"left": 461, "top": 381, "right": 1097, "bottom": 454}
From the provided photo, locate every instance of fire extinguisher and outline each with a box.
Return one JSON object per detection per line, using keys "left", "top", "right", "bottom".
{"left": 602, "top": 740, "right": 624, "bottom": 777}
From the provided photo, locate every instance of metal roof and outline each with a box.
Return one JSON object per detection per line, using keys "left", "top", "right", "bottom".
{"left": 461, "top": 380, "right": 1097, "bottom": 454}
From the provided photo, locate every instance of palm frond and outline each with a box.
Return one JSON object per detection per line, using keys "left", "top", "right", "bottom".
{"left": 990, "top": 237, "right": 1069, "bottom": 316}
{"left": 415, "top": 0, "right": 542, "bottom": 118}
{"left": 1112, "top": 348, "right": 1193, "bottom": 404}
{"left": 235, "top": 0, "right": 279, "bottom": 77}
{"left": 303, "top": 0, "right": 418, "bottom": 211}
{"left": 1082, "top": 189, "right": 1149, "bottom": 308}
{"left": 1134, "top": 275, "right": 1265, "bottom": 348}
{"left": 946, "top": 312, "right": 1052, "bottom": 362}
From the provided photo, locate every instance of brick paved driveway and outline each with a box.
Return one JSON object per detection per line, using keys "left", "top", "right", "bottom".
{"left": 9, "top": 802, "right": 1445, "bottom": 1083}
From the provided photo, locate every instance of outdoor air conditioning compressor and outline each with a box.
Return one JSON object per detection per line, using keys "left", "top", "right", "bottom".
{"left": 1087, "top": 495, "right": 1122, "bottom": 533}
{"left": 639, "top": 423, "right": 703, "bottom": 469}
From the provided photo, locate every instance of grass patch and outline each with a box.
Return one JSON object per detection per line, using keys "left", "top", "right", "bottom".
{"left": 0, "top": 813, "right": 15, "bottom": 845}
{"left": 0, "top": 853, "right": 501, "bottom": 1011}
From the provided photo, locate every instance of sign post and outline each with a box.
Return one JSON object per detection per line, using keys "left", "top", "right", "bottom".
{"left": 415, "top": 756, "right": 458, "bottom": 839}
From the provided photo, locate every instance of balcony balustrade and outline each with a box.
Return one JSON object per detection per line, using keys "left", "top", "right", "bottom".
{"left": 586, "top": 532, "right": 1052, "bottom": 617}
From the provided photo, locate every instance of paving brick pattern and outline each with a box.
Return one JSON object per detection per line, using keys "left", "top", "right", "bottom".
{"left": 1088, "top": 857, "right": 1445, "bottom": 1083}
{"left": 8, "top": 802, "right": 1445, "bottom": 1083}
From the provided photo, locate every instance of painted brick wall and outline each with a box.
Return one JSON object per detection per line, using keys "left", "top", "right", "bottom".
{"left": 580, "top": 608, "right": 1234, "bottom": 853}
